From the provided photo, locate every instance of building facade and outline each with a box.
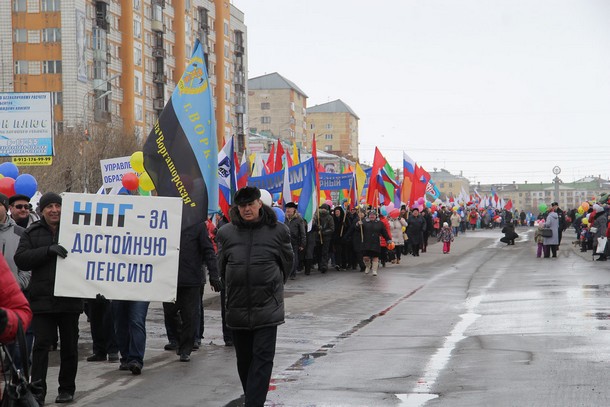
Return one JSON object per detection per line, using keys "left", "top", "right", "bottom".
{"left": 1, "top": 0, "right": 246, "bottom": 151}
{"left": 306, "top": 99, "right": 359, "bottom": 160}
{"left": 247, "top": 72, "right": 308, "bottom": 149}
{"left": 429, "top": 168, "right": 470, "bottom": 201}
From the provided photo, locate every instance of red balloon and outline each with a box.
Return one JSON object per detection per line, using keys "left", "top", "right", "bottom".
{"left": 0, "top": 177, "right": 16, "bottom": 197}
{"left": 122, "top": 173, "right": 139, "bottom": 191}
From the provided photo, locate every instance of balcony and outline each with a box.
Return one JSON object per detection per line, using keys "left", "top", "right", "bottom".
{"left": 153, "top": 73, "right": 167, "bottom": 84}
{"left": 151, "top": 20, "right": 164, "bottom": 33}
{"left": 152, "top": 47, "right": 165, "bottom": 58}
{"left": 234, "top": 44, "right": 244, "bottom": 55}
{"left": 93, "top": 49, "right": 108, "bottom": 61}
{"left": 235, "top": 105, "right": 245, "bottom": 114}
{"left": 153, "top": 98, "right": 165, "bottom": 110}
{"left": 94, "top": 109, "right": 111, "bottom": 123}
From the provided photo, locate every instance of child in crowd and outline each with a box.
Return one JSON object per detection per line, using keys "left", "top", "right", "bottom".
{"left": 437, "top": 222, "right": 454, "bottom": 254}
{"left": 579, "top": 219, "right": 592, "bottom": 252}
{"left": 534, "top": 220, "right": 545, "bottom": 257}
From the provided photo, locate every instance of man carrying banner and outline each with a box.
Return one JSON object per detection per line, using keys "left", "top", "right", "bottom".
{"left": 15, "top": 192, "right": 82, "bottom": 405}
{"left": 217, "top": 186, "right": 293, "bottom": 407}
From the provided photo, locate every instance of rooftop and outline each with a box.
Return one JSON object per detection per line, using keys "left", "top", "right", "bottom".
{"left": 307, "top": 99, "right": 360, "bottom": 120}
{"left": 248, "top": 72, "right": 308, "bottom": 98}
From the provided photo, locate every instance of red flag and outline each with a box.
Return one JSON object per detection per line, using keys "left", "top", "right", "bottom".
{"left": 266, "top": 143, "right": 276, "bottom": 173}
{"left": 366, "top": 147, "right": 385, "bottom": 205}
{"left": 410, "top": 164, "right": 430, "bottom": 203}
{"left": 275, "top": 139, "right": 285, "bottom": 171}
{"left": 504, "top": 199, "right": 513, "bottom": 210}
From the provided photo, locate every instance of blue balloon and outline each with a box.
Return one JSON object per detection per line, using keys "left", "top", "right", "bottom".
{"left": 273, "top": 206, "right": 285, "bottom": 223}
{"left": 380, "top": 207, "right": 388, "bottom": 216}
{"left": 14, "top": 174, "right": 37, "bottom": 198}
{"left": 272, "top": 192, "right": 281, "bottom": 202}
{"left": 0, "top": 162, "right": 19, "bottom": 179}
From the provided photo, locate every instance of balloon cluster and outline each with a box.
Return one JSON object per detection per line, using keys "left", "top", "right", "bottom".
{"left": 121, "top": 151, "right": 156, "bottom": 195}
{"left": 0, "top": 162, "right": 38, "bottom": 198}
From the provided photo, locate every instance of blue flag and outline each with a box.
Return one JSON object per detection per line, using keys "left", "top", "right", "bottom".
{"left": 142, "top": 40, "right": 218, "bottom": 228}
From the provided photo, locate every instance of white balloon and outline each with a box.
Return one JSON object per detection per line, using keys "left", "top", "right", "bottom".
{"left": 260, "top": 189, "right": 272, "bottom": 206}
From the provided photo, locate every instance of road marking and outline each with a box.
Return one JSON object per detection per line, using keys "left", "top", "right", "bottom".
{"left": 397, "top": 263, "right": 506, "bottom": 406}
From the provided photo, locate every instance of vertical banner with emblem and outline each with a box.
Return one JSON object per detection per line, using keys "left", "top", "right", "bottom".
{"left": 55, "top": 193, "right": 182, "bottom": 302}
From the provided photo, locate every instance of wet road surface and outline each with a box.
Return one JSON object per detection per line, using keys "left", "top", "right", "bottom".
{"left": 41, "top": 227, "right": 610, "bottom": 406}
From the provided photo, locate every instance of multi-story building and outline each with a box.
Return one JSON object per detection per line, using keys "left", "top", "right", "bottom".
{"left": 474, "top": 177, "right": 610, "bottom": 212}
{"left": 1, "top": 0, "right": 246, "bottom": 152}
{"left": 427, "top": 168, "right": 471, "bottom": 201}
{"left": 247, "top": 72, "right": 308, "bottom": 149}
{"left": 306, "top": 99, "right": 359, "bottom": 160}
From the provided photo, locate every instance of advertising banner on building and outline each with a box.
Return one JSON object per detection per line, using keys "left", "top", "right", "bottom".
{"left": 56, "top": 193, "right": 182, "bottom": 302}
{"left": 0, "top": 92, "right": 53, "bottom": 156}
{"left": 99, "top": 156, "right": 133, "bottom": 189}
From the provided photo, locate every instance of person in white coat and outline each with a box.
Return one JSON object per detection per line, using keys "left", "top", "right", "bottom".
{"left": 543, "top": 203, "right": 559, "bottom": 258}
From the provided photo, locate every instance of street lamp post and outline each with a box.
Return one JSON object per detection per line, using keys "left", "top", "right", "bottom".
{"left": 82, "top": 75, "right": 119, "bottom": 192}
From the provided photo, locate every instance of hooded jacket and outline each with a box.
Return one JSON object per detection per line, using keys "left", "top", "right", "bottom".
{"left": 0, "top": 216, "right": 30, "bottom": 290}
{"left": 217, "top": 204, "right": 293, "bottom": 330}
{"left": 0, "top": 254, "right": 32, "bottom": 343}
{"left": 14, "top": 218, "right": 83, "bottom": 314}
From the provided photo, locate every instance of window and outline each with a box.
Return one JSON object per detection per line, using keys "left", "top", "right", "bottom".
{"left": 324, "top": 145, "right": 332, "bottom": 152}
{"left": 325, "top": 134, "right": 333, "bottom": 140}
{"left": 325, "top": 123, "right": 332, "bottom": 130}
{"left": 42, "top": 60, "right": 62, "bottom": 74}
{"left": 135, "top": 104, "right": 143, "bottom": 121}
{"left": 133, "top": 20, "right": 142, "bottom": 38}
{"left": 310, "top": 123, "right": 315, "bottom": 130}
{"left": 41, "top": 0, "right": 60, "bottom": 12}
{"left": 14, "top": 29, "right": 27, "bottom": 43}
{"left": 51, "top": 92, "right": 63, "bottom": 105}
{"left": 133, "top": 0, "right": 140, "bottom": 10}
{"left": 261, "top": 102, "right": 270, "bottom": 110}
{"left": 224, "top": 21, "right": 229, "bottom": 36}
{"left": 290, "top": 102, "right": 295, "bottom": 111}
{"left": 13, "top": 0, "right": 26, "bottom": 12}
{"left": 14, "top": 61, "right": 28, "bottom": 74}
{"left": 134, "top": 75, "right": 142, "bottom": 95}
{"left": 134, "top": 48, "right": 142, "bottom": 65}
{"left": 152, "top": 5, "right": 163, "bottom": 22}
{"left": 42, "top": 28, "right": 61, "bottom": 42}
{"left": 92, "top": 27, "right": 107, "bottom": 51}
{"left": 261, "top": 117, "right": 271, "bottom": 124}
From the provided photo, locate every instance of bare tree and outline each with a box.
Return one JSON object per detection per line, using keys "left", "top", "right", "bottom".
{"left": 1, "top": 122, "right": 143, "bottom": 194}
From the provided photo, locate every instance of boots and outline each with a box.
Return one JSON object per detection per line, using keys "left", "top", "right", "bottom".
{"left": 304, "top": 260, "right": 311, "bottom": 275}
{"left": 371, "top": 258, "right": 379, "bottom": 276}
{"left": 363, "top": 257, "right": 371, "bottom": 274}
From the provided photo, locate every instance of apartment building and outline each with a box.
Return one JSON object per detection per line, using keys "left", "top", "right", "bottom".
{"left": 306, "top": 99, "right": 359, "bottom": 160}
{"left": 1, "top": 0, "right": 247, "bottom": 152}
{"left": 247, "top": 72, "right": 308, "bottom": 149}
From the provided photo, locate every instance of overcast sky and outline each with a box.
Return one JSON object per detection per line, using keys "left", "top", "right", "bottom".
{"left": 233, "top": 0, "right": 610, "bottom": 184}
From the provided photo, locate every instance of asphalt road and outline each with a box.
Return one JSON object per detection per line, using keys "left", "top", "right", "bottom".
{"left": 40, "top": 227, "right": 610, "bottom": 406}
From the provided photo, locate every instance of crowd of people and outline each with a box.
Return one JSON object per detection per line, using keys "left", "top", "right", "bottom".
{"left": 3, "top": 185, "right": 608, "bottom": 406}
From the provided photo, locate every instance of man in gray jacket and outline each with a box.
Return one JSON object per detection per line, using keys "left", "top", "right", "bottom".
{"left": 217, "top": 186, "right": 293, "bottom": 407}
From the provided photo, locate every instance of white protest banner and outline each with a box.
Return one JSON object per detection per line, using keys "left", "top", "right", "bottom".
{"left": 99, "top": 156, "right": 133, "bottom": 189}
{"left": 55, "top": 193, "right": 182, "bottom": 302}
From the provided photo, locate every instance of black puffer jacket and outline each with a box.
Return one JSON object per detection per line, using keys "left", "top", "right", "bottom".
{"left": 360, "top": 218, "right": 391, "bottom": 253}
{"left": 217, "top": 204, "right": 293, "bottom": 330}
{"left": 14, "top": 218, "right": 83, "bottom": 314}
{"left": 285, "top": 212, "right": 306, "bottom": 248}
{"left": 177, "top": 221, "right": 219, "bottom": 287}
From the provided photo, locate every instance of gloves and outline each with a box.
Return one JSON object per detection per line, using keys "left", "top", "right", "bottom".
{"left": 0, "top": 309, "right": 7, "bottom": 334}
{"left": 210, "top": 278, "right": 224, "bottom": 292}
{"left": 48, "top": 244, "right": 68, "bottom": 258}
{"left": 95, "top": 293, "right": 107, "bottom": 303}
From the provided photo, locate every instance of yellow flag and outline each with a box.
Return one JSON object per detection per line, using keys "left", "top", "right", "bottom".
{"left": 292, "top": 144, "right": 300, "bottom": 165}
{"left": 355, "top": 163, "right": 367, "bottom": 200}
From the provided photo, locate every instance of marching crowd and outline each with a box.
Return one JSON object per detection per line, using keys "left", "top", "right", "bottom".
{"left": 2, "top": 184, "right": 608, "bottom": 406}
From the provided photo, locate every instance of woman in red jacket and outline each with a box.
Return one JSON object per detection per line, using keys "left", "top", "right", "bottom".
{"left": 0, "top": 252, "right": 32, "bottom": 344}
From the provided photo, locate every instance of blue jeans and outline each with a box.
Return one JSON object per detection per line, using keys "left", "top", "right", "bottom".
{"left": 112, "top": 300, "right": 149, "bottom": 366}
{"left": 452, "top": 226, "right": 459, "bottom": 236}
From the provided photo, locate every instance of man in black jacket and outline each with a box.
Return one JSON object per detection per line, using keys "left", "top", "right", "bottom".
{"left": 163, "top": 221, "right": 222, "bottom": 361}
{"left": 15, "top": 192, "right": 82, "bottom": 405}
{"left": 217, "top": 186, "right": 293, "bottom": 407}
{"left": 284, "top": 202, "right": 305, "bottom": 279}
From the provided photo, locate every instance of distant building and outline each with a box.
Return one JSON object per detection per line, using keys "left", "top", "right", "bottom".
{"left": 474, "top": 177, "right": 610, "bottom": 212}
{"left": 1, "top": 0, "right": 247, "bottom": 151}
{"left": 247, "top": 72, "right": 308, "bottom": 148}
{"left": 429, "top": 168, "right": 470, "bottom": 200}
{"left": 306, "top": 99, "right": 359, "bottom": 160}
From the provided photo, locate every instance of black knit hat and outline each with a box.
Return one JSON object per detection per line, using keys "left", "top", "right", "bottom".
{"left": 233, "top": 186, "right": 261, "bottom": 205}
{"left": 39, "top": 192, "right": 62, "bottom": 210}
{"left": 285, "top": 202, "right": 297, "bottom": 209}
